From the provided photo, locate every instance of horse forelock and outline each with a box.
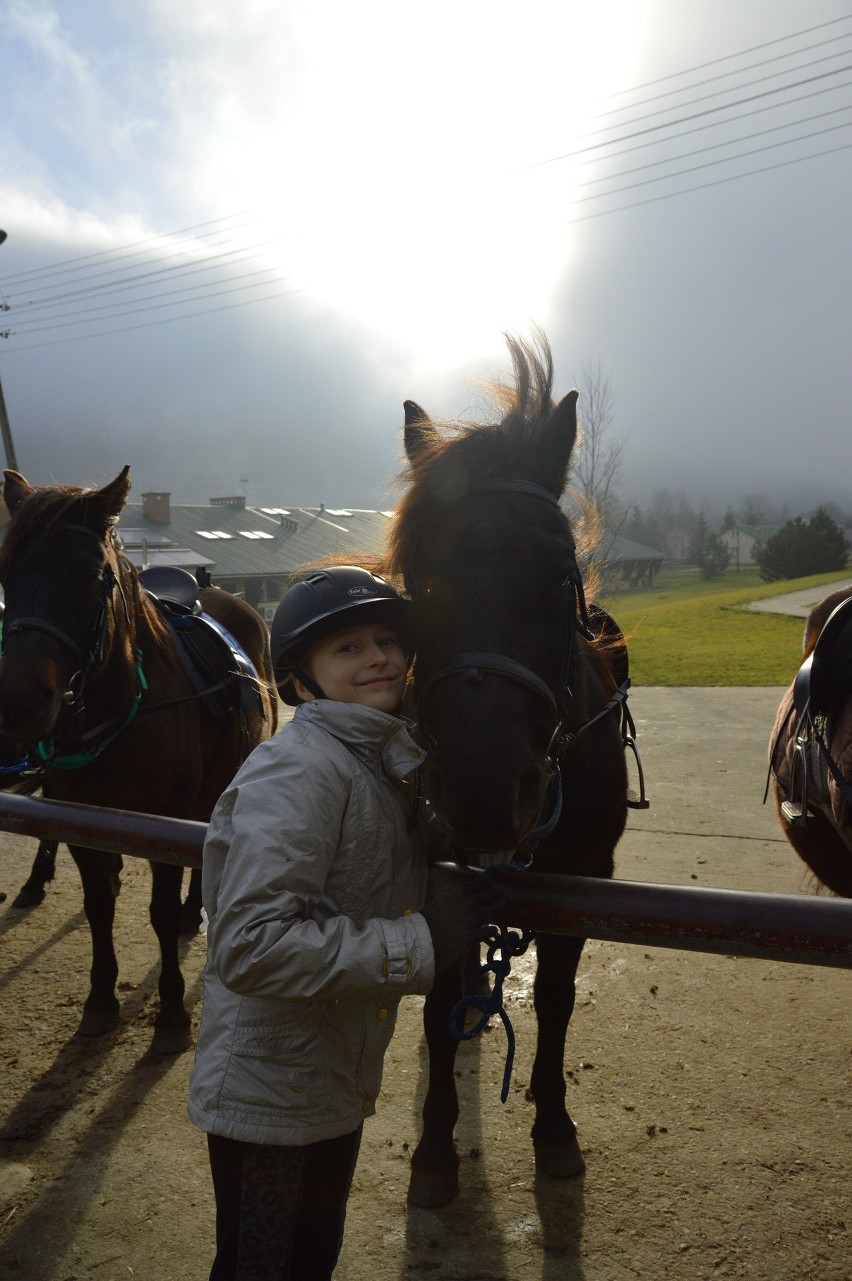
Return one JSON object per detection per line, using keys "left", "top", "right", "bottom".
{"left": 387, "top": 335, "right": 562, "bottom": 584}
{"left": 0, "top": 485, "right": 89, "bottom": 575}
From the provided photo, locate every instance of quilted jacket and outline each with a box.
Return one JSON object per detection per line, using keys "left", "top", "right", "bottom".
{"left": 187, "top": 700, "right": 434, "bottom": 1146}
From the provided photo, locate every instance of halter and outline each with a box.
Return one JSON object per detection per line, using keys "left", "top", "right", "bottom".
{"left": 412, "top": 479, "right": 596, "bottom": 762}
{"left": 1, "top": 523, "right": 126, "bottom": 695}
{"left": 0, "top": 522, "right": 142, "bottom": 772}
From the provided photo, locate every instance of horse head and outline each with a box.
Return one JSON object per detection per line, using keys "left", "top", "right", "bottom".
{"left": 388, "top": 334, "right": 592, "bottom": 861}
{"left": 0, "top": 466, "right": 132, "bottom": 745}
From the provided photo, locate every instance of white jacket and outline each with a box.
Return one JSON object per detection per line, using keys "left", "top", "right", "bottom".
{"left": 187, "top": 700, "right": 435, "bottom": 1146}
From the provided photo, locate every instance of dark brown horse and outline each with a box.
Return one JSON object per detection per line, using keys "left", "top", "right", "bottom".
{"left": 768, "top": 585, "right": 852, "bottom": 897}
{"left": 385, "top": 333, "right": 640, "bottom": 1206}
{"left": 0, "top": 466, "right": 278, "bottom": 1051}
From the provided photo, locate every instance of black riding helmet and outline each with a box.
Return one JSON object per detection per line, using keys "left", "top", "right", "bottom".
{"left": 271, "top": 566, "right": 411, "bottom": 705}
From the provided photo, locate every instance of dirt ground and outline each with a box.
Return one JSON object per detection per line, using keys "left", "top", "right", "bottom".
{"left": 0, "top": 687, "right": 849, "bottom": 1281}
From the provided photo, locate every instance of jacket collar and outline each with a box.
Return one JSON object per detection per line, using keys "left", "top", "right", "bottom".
{"left": 294, "top": 699, "right": 426, "bottom": 780}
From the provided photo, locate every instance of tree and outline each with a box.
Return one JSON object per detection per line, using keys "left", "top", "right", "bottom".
{"left": 756, "top": 507, "right": 849, "bottom": 582}
{"left": 687, "top": 513, "right": 731, "bottom": 578}
{"left": 623, "top": 488, "right": 698, "bottom": 561}
{"left": 572, "top": 360, "right": 626, "bottom": 531}
{"left": 688, "top": 513, "right": 708, "bottom": 566}
{"left": 699, "top": 530, "right": 731, "bottom": 579}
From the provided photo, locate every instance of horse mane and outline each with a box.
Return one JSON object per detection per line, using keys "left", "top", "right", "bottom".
{"left": 385, "top": 330, "right": 600, "bottom": 591}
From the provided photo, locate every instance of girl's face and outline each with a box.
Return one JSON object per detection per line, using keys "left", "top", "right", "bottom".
{"left": 296, "top": 622, "right": 407, "bottom": 713}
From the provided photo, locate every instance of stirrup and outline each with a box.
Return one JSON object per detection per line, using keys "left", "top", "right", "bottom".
{"left": 621, "top": 703, "right": 649, "bottom": 809}
{"left": 780, "top": 736, "right": 813, "bottom": 828}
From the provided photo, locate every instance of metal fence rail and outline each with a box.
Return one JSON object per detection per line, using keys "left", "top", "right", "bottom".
{"left": 1, "top": 793, "right": 850, "bottom": 970}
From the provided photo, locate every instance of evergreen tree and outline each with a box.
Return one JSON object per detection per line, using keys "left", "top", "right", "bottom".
{"left": 699, "top": 531, "right": 731, "bottom": 580}
{"left": 756, "top": 507, "right": 849, "bottom": 581}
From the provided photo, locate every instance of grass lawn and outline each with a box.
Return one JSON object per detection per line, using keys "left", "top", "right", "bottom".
{"left": 598, "top": 567, "right": 849, "bottom": 687}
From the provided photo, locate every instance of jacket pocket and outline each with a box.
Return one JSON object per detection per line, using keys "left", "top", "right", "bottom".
{"left": 220, "top": 1012, "right": 324, "bottom": 1116}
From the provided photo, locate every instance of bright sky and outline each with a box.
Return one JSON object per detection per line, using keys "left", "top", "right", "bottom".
{"left": 1, "top": 1, "right": 851, "bottom": 516}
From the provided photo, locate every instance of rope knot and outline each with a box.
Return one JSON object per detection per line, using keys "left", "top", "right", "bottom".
{"left": 449, "top": 921, "right": 534, "bottom": 1103}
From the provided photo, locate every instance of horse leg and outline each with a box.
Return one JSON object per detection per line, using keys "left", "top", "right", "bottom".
{"left": 12, "top": 839, "right": 60, "bottom": 909}
{"left": 408, "top": 961, "right": 465, "bottom": 1208}
{"left": 149, "top": 860, "right": 192, "bottom": 1054}
{"left": 180, "top": 866, "right": 204, "bottom": 936}
{"left": 529, "top": 932, "right": 586, "bottom": 1178}
{"left": 68, "top": 844, "right": 122, "bottom": 1037}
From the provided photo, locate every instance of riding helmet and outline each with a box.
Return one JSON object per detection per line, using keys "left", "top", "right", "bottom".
{"left": 270, "top": 566, "right": 411, "bottom": 704}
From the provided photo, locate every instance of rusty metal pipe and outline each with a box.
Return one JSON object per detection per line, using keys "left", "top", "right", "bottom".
{"left": 0, "top": 794, "right": 850, "bottom": 968}
{"left": 486, "top": 865, "right": 852, "bottom": 970}
{"left": 0, "top": 792, "right": 205, "bottom": 868}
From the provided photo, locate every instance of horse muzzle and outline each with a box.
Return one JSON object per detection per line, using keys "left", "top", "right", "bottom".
{"left": 426, "top": 756, "right": 549, "bottom": 860}
{"left": 0, "top": 659, "right": 68, "bottom": 744}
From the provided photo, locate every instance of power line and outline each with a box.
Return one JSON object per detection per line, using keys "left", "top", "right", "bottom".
{"left": 0, "top": 212, "right": 254, "bottom": 286}
{"left": 12, "top": 235, "right": 291, "bottom": 314}
{"left": 574, "top": 104, "right": 852, "bottom": 194}
{"left": 566, "top": 137, "right": 852, "bottom": 224}
{"left": 569, "top": 117, "right": 852, "bottom": 207}
{"left": 8, "top": 19, "right": 852, "bottom": 296}
{"left": 8, "top": 265, "right": 298, "bottom": 333}
{"left": 2, "top": 15, "right": 851, "bottom": 346}
{"left": 527, "top": 61, "right": 852, "bottom": 170}
{"left": 595, "top": 12, "right": 852, "bottom": 106}
{"left": 4, "top": 282, "right": 306, "bottom": 354}
{"left": 573, "top": 77, "right": 852, "bottom": 170}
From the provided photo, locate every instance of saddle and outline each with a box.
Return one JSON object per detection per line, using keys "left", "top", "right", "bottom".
{"left": 771, "top": 594, "right": 852, "bottom": 838}
{"left": 138, "top": 567, "right": 261, "bottom": 723}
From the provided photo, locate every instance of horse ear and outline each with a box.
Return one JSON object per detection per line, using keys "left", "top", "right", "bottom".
{"left": 89, "top": 465, "right": 132, "bottom": 522}
{"left": 403, "top": 400, "right": 436, "bottom": 465}
{"left": 536, "top": 390, "right": 579, "bottom": 493}
{"left": 3, "top": 470, "right": 34, "bottom": 515}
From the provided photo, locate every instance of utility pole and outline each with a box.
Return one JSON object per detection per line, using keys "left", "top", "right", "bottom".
{"left": 0, "top": 229, "right": 19, "bottom": 472}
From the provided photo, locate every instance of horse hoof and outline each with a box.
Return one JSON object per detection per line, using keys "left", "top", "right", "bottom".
{"left": 11, "top": 886, "right": 46, "bottom": 909}
{"left": 534, "top": 1135, "right": 586, "bottom": 1179}
{"left": 407, "top": 1168, "right": 461, "bottom": 1209}
{"left": 76, "top": 1008, "right": 120, "bottom": 1038}
{"left": 151, "top": 1023, "right": 193, "bottom": 1055}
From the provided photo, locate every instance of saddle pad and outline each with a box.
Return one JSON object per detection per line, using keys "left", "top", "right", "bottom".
{"left": 165, "top": 609, "right": 261, "bottom": 721}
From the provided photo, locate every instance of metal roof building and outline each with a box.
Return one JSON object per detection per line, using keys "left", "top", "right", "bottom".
{"left": 117, "top": 493, "right": 394, "bottom": 621}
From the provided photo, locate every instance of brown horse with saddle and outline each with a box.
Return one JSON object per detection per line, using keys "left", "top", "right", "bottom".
{"left": 768, "top": 585, "right": 852, "bottom": 897}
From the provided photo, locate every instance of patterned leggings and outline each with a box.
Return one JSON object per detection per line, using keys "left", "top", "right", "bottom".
{"left": 207, "top": 1127, "right": 363, "bottom": 1281}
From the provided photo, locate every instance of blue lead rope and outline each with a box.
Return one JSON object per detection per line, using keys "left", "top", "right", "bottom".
{"left": 447, "top": 773, "right": 563, "bottom": 1101}
{"left": 449, "top": 923, "right": 535, "bottom": 1103}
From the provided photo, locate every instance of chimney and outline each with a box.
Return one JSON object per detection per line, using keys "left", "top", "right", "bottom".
{"left": 142, "top": 492, "right": 171, "bottom": 524}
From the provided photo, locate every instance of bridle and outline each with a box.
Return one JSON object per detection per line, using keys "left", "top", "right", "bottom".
{"left": 1, "top": 523, "right": 127, "bottom": 709}
{"left": 409, "top": 479, "right": 619, "bottom": 764}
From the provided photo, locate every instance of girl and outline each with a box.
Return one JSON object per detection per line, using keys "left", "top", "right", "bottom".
{"left": 188, "top": 565, "right": 501, "bottom": 1280}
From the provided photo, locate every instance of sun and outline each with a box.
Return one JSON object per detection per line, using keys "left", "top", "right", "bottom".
{"left": 203, "top": 2, "right": 642, "bottom": 362}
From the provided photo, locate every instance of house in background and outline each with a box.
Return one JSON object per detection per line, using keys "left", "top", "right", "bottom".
{"left": 718, "top": 524, "right": 783, "bottom": 569}
{"left": 595, "top": 533, "right": 667, "bottom": 588}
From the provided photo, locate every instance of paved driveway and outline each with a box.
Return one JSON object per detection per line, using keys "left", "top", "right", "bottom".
{"left": 744, "top": 577, "right": 851, "bottom": 617}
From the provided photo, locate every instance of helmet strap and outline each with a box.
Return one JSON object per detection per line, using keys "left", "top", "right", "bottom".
{"left": 292, "top": 665, "right": 327, "bottom": 701}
